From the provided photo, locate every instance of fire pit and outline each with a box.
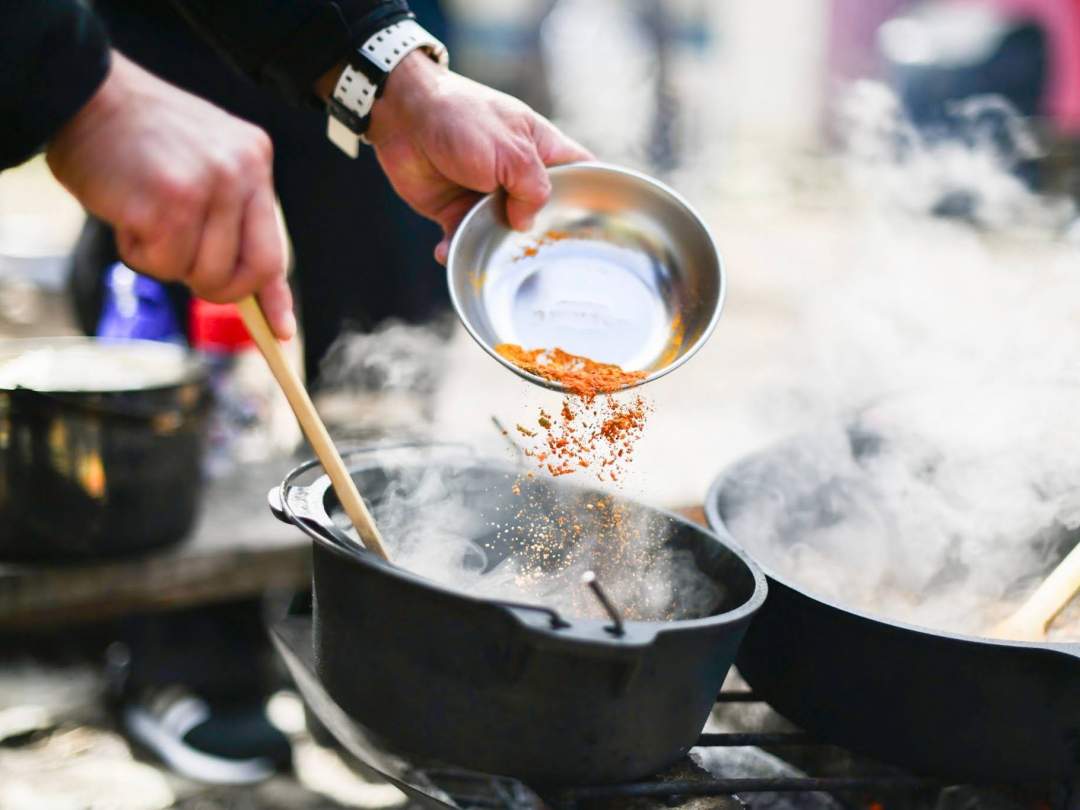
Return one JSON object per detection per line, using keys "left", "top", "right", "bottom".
{"left": 270, "top": 606, "right": 1077, "bottom": 809}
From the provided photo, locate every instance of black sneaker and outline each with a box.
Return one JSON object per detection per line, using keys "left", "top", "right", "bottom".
{"left": 121, "top": 684, "right": 292, "bottom": 785}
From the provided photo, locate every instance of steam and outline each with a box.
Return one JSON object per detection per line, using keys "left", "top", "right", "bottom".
{"left": 364, "top": 452, "right": 722, "bottom": 622}
{"left": 840, "top": 81, "right": 1071, "bottom": 231}
{"left": 730, "top": 84, "right": 1080, "bottom": 641}
{"left": 313, "top": 323, "right": 721, "bottom": 624}
{"left": 313, "top": 319, "right": 451, "bottom": 437}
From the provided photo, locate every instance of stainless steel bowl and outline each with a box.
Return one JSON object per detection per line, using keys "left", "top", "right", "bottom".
{"left": 446, "top": 162, "right": 724, "bottom": 392}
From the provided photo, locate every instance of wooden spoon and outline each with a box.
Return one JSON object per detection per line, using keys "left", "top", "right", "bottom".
{"left": 991, "top": 541, "right": 1080, "bottom": 641}
{"left": 236, "top": 296, "right": 391, "bottom": 562}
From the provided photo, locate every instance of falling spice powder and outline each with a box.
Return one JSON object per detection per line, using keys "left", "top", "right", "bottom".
{"left": 495, "top": 343, "right": 651, "bottom": 482}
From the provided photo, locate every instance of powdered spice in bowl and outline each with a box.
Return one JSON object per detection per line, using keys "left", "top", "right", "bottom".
{"left": 446, "top": 162, "right": 724, "bottom": 394}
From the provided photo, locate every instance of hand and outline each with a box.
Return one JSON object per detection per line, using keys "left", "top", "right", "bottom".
{"left": 365, "top": 53, "right": 593, "bottom": 264}
{"left": 47, "top": 52, "right": 295, "bottom": 339}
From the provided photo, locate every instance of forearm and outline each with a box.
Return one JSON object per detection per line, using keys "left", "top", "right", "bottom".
{"left": 0, "top": 0, "right": 111, "bottom": 170}
{"left": 167, "top": 0, "right": 412, "bottom": 107}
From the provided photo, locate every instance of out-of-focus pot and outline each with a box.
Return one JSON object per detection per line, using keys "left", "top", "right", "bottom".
{"left": 0, "top": 337, "right": 210, "bottom": 561}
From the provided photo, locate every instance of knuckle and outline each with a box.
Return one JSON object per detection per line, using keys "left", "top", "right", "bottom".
{"left": 152, "top": 169, "right": 199, "bottom": 208}
{"left": 208, "top": 154, "right": 240, "bottom": 186}
{"left": 240, "top": 129, "right": 273, "bottom": 171}
{"left": 190, "top": 263, "right": 235, "bottom": 297}
{"left": 132, "top": 248, "right": 181, "bottom": 282}
{"left": 250, "top": 127, "right": 273, "bottom": 158}
{"left": 254, "top": 260, "right": 282, "bottom": 289}
{"left": 194, "top": 285, "right": 230, "bottom": 304}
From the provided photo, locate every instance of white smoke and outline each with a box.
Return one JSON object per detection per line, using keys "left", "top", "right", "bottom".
{"left": 313, "top": 327, "right": 726, "bottom": 624}
{"left": 726, "top": 84, "right": 1080, "bottom": 641}
{"left": 335, "top": 446, "right": 723, "bottom": 623}
{"left": 314, "top": 319, "right": 451, "bottom": 438}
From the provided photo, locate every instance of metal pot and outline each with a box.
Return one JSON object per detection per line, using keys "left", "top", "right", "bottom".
{"left": 0, "top": 337, "right": 209, "bottom": 561}
{"left": 269, "top": 444, "right": 766, "bottom": 786}
{"left": 706, "top": 411, "right": 1080, "bottom": 782}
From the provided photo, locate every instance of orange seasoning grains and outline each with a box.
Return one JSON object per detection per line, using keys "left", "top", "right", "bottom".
{"left": 495, "top": 345, "right": 646, "bottom": 398}
{"left": 513, "top": 229, "right": 574, "bottom": 261}
{"left": 495, "top": 344, "right": 651, "bottom": 482}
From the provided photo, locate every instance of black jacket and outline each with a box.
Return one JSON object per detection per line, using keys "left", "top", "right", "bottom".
{"left": 0, "top": 0, "right": 410, "bottom": 170}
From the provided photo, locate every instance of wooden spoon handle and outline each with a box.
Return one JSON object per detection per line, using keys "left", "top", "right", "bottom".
{"left": 993, "top": 541, "right": 1080, "bottom": 641}
{"left": 236, "top": 296, "right": 391, "bottom": 561}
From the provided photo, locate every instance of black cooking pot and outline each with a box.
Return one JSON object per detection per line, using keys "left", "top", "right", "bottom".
{"left": 706, "top": 422, "right": 1080, "bottom": 782}
{"left": 269, "top": 444, "right": 766, "bottom": 786}
{"left": 0, "top": 337, "right": 209, "bottom": 561}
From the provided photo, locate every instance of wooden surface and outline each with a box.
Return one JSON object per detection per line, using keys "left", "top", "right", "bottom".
{"left": 0, "top": 458, "right": 311, "bottom": 630}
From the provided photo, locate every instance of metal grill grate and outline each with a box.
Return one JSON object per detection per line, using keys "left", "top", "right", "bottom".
{"left": 413, "top": 691, "right": 1074, "bottom": 810}
{"left": 271, "top": 617, "right": 1075, "bottom": 810}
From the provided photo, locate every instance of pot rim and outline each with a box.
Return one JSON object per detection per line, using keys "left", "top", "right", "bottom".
{"left": 279, "top": 443, "right": 768, "bottom": 638}
{"left": 705, "top": 451, "right": 1080, "bottom": 660}
{"left": 0, "top": 336, "right": 207, "bottom": 394}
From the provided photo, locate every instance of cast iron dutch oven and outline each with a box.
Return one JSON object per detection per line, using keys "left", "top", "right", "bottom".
{"left": 706, "top": 397, "right": 1080, "bottom": 782}
{"left": 0, "top": 337, "right": 209, "bottom": 561}
{"left": 270, "top": 444, "right": 766, "bottom": 786}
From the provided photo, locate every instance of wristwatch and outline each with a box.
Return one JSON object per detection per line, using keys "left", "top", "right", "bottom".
{"left": 326, "top": 18, "right": 448, "bottom": 157}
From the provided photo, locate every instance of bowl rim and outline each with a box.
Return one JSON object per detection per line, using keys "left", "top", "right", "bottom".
{"left": 446, "top": 161, "right": 726, "bottom": 394}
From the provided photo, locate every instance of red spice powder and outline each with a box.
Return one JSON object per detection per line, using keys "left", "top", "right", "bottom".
{"left": 495, "top": 344, "right": 646, "bottom": 399}
{"left": 513, "top": 229, "right": 573, "bottom": 261}
{"left": 497, "top": 343, "right": 651, "bottom": 482}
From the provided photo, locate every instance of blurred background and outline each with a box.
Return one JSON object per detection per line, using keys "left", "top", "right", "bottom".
{"left": 3, "top": 0, "right": 1080, "bottom": 806}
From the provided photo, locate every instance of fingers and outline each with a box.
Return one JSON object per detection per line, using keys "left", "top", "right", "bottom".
{"left": 532, "top": 116, "right": 594, "bottom": 165}
{"left": 116, "top": 173, "right": 205, "bottom": 280}
{"left": 434, "top": 238, "right": 451, "bottom": 265}
{"left": 432, "top": 191, "right": 483, "bottom": 264}
{"left": 120, "top": 175, "right": 294, "bottom": 339}
{"left": 256, "top": 275, "right": 296, "bottom": 341}
{"left": 498, "top": 116, "right": 593, "bottom": 232}
{"left": 499, "top": 145, "right": 550, "bottom": 232}
{"left": 188, "top": 166, "right": 247, "bottom": 296}
{"left": 237, "top": 185, "right": 295, "bottom": 340}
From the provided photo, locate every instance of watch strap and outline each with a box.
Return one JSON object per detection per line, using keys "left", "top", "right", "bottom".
{"left": 357, "top": 18, "right": 448, "bottom": 78}
{"left": 326, "top": 19, "right": 447, "bottom": 157}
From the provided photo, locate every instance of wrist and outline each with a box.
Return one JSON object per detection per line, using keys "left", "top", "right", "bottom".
{"left": 321, "top": 19, "right": 448, "bottom": 157}
{"left": 365, "top": 51, "right": 445, "bottom": 146}
{"left": 49, "top": 51, "right": 130, "bottom": 158}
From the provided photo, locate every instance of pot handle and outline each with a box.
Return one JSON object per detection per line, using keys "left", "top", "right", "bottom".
{"left": 488, "top": 599, "right": 571, "bottom": 631}
{"left": 267, "top": 484, "right": 368, "bottom": 556}
{"left": 271, "top": 441, "right": 480, "bottom": 558}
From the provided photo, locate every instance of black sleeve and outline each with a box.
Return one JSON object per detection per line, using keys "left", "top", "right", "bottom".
{"left": 168, "top": 0, "right": 413, "bottom": 108}
{"left": 0, "top": 0, "right": 112, "bottom": 170}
